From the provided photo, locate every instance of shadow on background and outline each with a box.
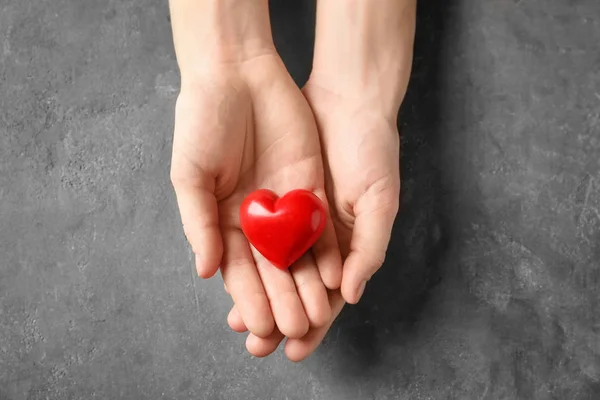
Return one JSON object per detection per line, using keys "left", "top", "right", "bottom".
{"left": 269, "top": 0, "right": 316, "bottom": 87}
{"left": 270, "top": 0, "right": 455, "bottom": 374}
{"left": 329, "top": 0, "right": 454, "bottom": 374}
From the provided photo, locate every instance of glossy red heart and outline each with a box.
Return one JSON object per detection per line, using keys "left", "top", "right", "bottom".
{"left": 239, "top": 189, "right": 326, "bottom": 270}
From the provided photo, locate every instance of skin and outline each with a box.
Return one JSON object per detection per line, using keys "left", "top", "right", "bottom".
{"left": 169, "top": 0, "right": 342, "bottom": 340}
{"left": 169, "top": 0, "right": 416, "bottom": 360}
{"left": 309, "top": 0, "right": 417, "bottom": 305}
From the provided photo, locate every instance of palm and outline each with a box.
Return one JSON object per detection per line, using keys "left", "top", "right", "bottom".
{"left": 171, "top": 55, "right": 342, "bottom": 341}
{"left": 304, "top": 83, "right": 400, "bottom": 299}
{"left": 325, "top": 118, "right": 400, "bottom": 255}
{"left": 231, "top": 82, "right": 402, "bottom": 362}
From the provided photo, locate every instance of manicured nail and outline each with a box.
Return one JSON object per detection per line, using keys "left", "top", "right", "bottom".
{"left": 356, "top": 280, "right": 367, "bottom": 302}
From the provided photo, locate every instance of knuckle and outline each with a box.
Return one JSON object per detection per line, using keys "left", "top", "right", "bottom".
{"left": 386, "top": 194, "right": 400, "bottom": 215}
{"left": 369, "top": 253, "right": 387, "bottom": 271}
{"left": 293, "top": 277, "right": 315, "bottom": 293}
{"left": 182, "top": 225, "right": 202, "bottom": 254}
{"left": 310, "top": 307, "right": 331, "bottom": 328}
{"left": 365, "top": 175, "right": 400, "bottom": 210}
{"left": 271, "top": 288, "right": 299, "bottom": 305}
{"left": 281, "top": 322, "right": 309, "bottom": 339}
{"left": 169, "top": 171, "right": 181, "bottom": 189}
{"left": 356, "top": 249, "right": 386, "bottom": 273}
{"left": 370, "top": 193, "right": 400, "bottom": 218}
{"left": 169, "top": 168, "right": 190, "bottom": 190}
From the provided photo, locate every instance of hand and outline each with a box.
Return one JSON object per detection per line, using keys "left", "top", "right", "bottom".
{"left": 225, "top": 0, "right": 416, "bottom": 361}
{"left": 304, "top": 84, "right": 402, "bottom": 304}
{"left": 169, "top": 0, "right": 342, "bottom": 340}
{"left": 305, "top": 0, "right": 415, "bottom": 305}
{"left": 171, "top": 54, "right": 343, "bottom": 340}
{"left": 225, "top": 83, "right": 401, "bottom": 361}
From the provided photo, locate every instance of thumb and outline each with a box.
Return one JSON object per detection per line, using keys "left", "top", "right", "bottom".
{"left": 171, "top": 170, "right": 223, "bottom": 279}
{"left": 341, "top": 180, "right": 400, "bottom": 304}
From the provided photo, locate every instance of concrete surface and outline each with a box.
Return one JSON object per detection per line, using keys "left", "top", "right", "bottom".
{"left": 1, "top": 0, "right": 599, "bottom": 399}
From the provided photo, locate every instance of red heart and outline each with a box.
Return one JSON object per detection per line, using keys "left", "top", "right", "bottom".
{"left": 239, "top": 189, "right": 326, "bottom": 270}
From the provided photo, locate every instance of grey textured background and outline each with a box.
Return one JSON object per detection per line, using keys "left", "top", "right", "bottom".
{"left": 1, "top": 0, "right": 599, "bottom": 399}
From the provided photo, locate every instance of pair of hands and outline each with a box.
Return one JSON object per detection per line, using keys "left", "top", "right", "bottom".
{"left": 168, "top": 0, "right": 415, "bottom": 362}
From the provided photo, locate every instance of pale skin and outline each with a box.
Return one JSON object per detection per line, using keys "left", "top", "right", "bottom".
{"left": 169, "top": 0, "right": 416, "bottom": 361}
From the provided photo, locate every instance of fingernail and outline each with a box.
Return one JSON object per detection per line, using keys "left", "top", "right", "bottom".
{"left": 356, "top": 280, "right": 367, "bottom": 302}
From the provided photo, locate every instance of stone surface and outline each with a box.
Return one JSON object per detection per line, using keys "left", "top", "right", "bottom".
{"left": 1, "top": 0, "right": 599, "bottom": 399}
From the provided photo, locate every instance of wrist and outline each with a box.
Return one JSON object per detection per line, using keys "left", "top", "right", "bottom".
{"left": 310, "top": 0, "right": 416, "bottom": 117}
{"left": 169, "top": 0, "right": 276, "bottom": 81}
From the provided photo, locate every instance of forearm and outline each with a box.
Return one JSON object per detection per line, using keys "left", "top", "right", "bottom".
{"left": 310, "top": 0, "right": 416, "bottom": 117}
{"left": 168, "top": 0, "right": 275, "bottom": 81}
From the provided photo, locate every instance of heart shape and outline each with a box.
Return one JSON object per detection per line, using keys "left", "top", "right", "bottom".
{"left": 239, "top": 189, "right": 326, "bottom": 270}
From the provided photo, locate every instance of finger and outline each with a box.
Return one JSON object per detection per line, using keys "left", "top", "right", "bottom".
{"left": 246, "top": 329, "right": 286, "bottom": 358}
{"left": 311, "top": 189, "right": 343, "bottom": 290}
{"left": 227, "top": 306, "right": 248, "bottom": 333}
{"left": 341, "top": 187, "right": 399, "bottom": 304}
{"left": 254, "top": 252, "right": 310, "bottom": 339}
{"left": 284, "top": 290, "right": 345, "bottom": 362}
{"left": 171, "top": 175, "right": 223, "bottom": 279}
{"left": 221, "top": 229, "right": 274, "bottom": 338}
{"left": 290, "top": 253, "right": 331, "bottom": 328}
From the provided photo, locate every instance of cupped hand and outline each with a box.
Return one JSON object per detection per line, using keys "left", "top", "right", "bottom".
{"left": 226, "top": 80, "right": 404, "bottom": 361}
{"left": 304, "top": 83, "right": 402, "bottom": 305}
{"left": 170, "top": 53, "right": 342, "bottom": 340}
